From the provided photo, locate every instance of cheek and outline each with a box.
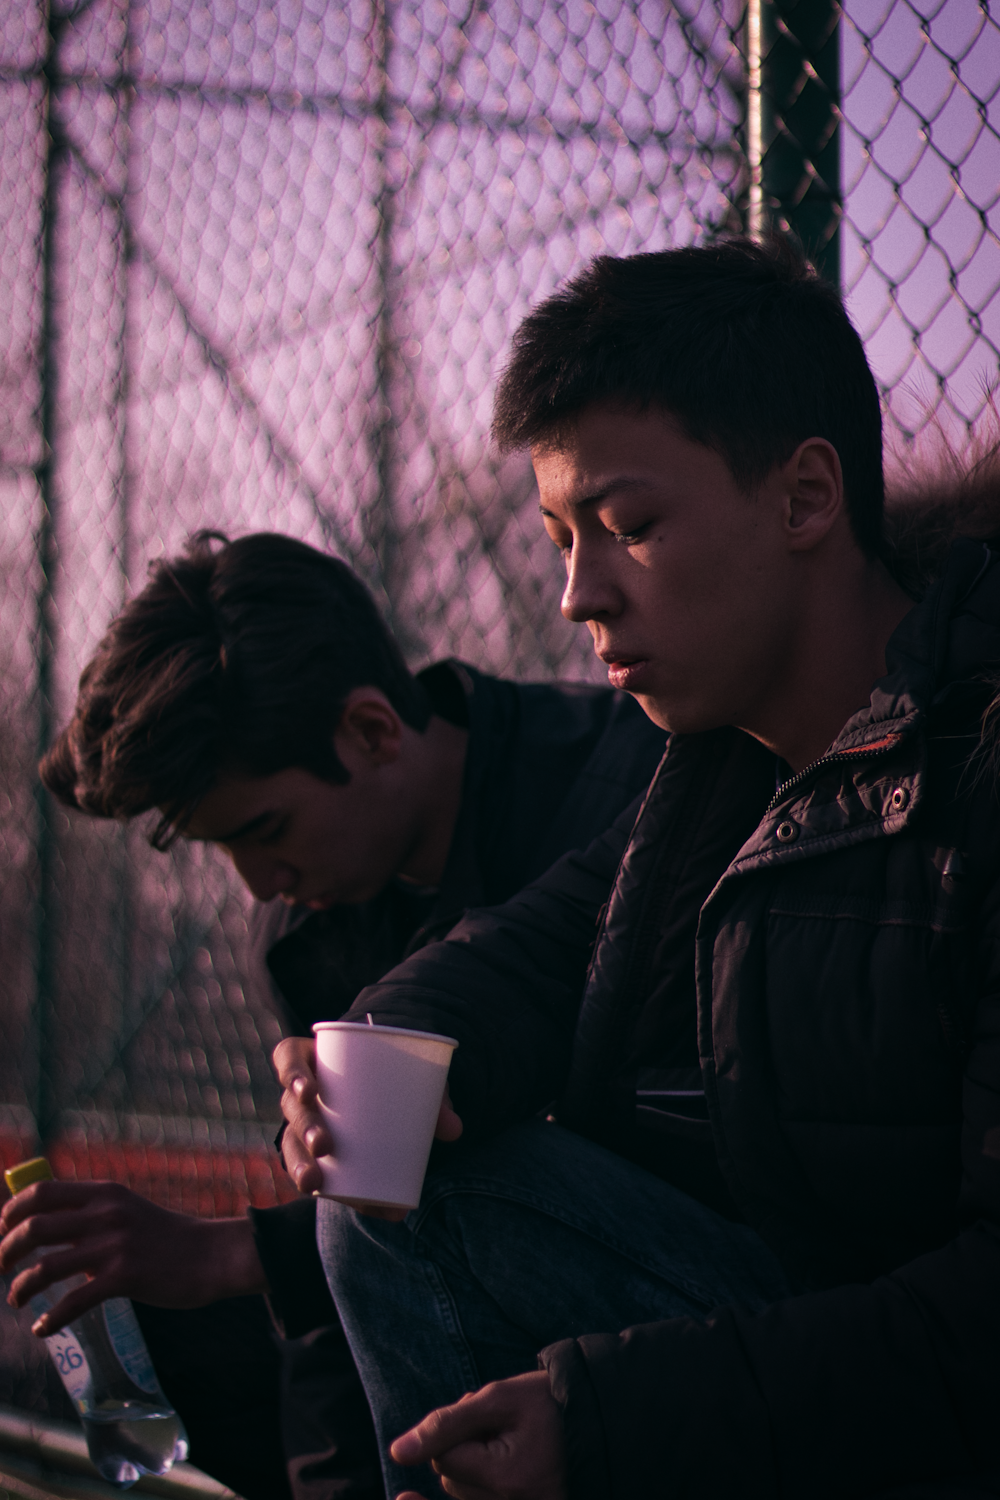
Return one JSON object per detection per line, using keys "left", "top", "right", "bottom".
{"left": 629, "top": 552, "right": 711, "bottom": 637}
{"left": 310, "top": 797, "right": 383, "bottom": 874}
{"left": 640, "top": 564, "right": 763, "bottom": 675}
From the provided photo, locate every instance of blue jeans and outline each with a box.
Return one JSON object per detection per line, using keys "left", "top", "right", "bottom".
{"left": 317, "top": 1120, "right": 795, "bottom": 1498}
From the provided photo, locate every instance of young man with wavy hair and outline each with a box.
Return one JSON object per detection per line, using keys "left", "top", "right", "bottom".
{"left": 0, "top": 531, "right": 664, "bottom": 1500}
{"left": 279, "top": 241, "right": 1000, "bottom": 1500}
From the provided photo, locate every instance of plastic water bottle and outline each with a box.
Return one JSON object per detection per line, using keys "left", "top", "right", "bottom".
{"left": 4, "top": 1157, "right": 189, "bottom": 1489}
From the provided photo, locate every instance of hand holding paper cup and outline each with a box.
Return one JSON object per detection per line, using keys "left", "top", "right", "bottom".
{"left": 311, "top": 1020, "right": 459, "bottom": 1211}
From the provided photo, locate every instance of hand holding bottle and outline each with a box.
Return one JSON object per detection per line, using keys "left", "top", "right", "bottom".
{"left": 0, "top": 1177, "right": 268, "bottom": 1335}
{"left": 1, "top": 1159, "right": 190, "bottom": 1489}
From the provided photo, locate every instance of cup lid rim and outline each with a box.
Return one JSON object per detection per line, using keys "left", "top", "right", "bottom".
{"left": 312, "top": 1021, "right": 458, "bottom": 1048}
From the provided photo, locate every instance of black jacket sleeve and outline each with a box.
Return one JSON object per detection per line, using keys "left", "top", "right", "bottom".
{"left": 342, "top": 803, "right": 639, "bottom": 1140}
{"left": 541, "top": 1222, "right": 1000, "bottom": 1499}
{"left": 248, "top": 1199, "right": 338, "bottom": 1339}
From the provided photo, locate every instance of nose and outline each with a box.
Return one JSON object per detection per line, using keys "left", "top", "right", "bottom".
{"left": 560, "top": 540, "right": 623, "bottom": 625}
{"left": 229, "top": 848, "right": 298, "bottom": 903}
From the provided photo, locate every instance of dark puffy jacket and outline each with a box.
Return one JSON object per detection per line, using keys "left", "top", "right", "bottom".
{"left": 346, "top": 541, "right": 1000, "bottom": 1497}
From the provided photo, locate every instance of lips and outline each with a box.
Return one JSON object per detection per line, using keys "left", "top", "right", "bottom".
{"left": 602, "top": 656, "right": 651, "bottom": 692}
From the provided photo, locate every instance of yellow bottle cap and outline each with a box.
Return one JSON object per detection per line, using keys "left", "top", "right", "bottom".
{"left": 4, "top": 1158, "right": 53, "bottom": 1196}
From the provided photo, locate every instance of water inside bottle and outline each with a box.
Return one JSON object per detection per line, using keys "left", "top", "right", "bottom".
{"left": 83, "top": 1409, "right": 187, "bottom": 1487}
{"left": 64, "top": 1304, "right": 186, "bottom": 1485}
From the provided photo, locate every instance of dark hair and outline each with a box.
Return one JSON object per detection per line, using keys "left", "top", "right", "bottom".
{"left": 492, "top": 237, "right": 885, "bottom": 557}
{"left": 40, "top": 531, "right": 429, "bottom": 848}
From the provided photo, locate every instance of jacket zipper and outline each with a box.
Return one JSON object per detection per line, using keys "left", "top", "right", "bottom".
{"left": 764, "top": 735, "right": 907, "bottom": 817}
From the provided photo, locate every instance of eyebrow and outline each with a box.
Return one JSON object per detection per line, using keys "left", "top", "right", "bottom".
{"left": 200, "top": 810, "right": 277, "bottom": 845}
{"left": 539, "top": 475, "right": 652, "bottom": 515}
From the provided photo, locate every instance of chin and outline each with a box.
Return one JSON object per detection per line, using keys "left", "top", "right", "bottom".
{"left": 635, "top": 697, "right": 672, "bottom": 731}
{"left": 630, "top": 688, "right": 680, "bottom": 732}
{"left": 640, "top": 695, "right": 727, "bottom": 737}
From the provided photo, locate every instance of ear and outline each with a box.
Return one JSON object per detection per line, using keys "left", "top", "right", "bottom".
{"left": 781, "top": 438, "right": 845, "bottom": 553}
{"left": 334, "top": 688, "right": 405, "bottom": 769}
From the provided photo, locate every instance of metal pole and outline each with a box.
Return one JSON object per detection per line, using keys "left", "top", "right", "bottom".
{"left": 746, "top": 0, "right": 765, "bottom": 239}
{"left": 745, "top": 0, "right": 841, "bottom": 287}
{"left": 364, "top": 0, "right": 403, "bottom": 634}
{"left": 110, "top": 1, "right": 136, "bottom": 1108}
{"left": 33, "top": 4, "right": 69, "bottom": 1145}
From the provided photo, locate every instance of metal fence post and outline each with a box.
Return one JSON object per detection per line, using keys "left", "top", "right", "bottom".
{"left": 364, "top": 0, "right": 404, "bottom": 641}
{"left": 746, "top": 0, "right": 841, "bottom": 287}
{"left": 108, "top": 1, "right": 136, "bottom": 1118}
{"left": 32, "top": 6, "right": 70, "bottom": 1147}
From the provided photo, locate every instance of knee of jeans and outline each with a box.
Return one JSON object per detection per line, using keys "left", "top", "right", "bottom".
{"left": 318, "top": 1198, "right": 397, "bottom": 1270}
{"left": 409, "top": 1182, "right": 515, "bottom": 1272}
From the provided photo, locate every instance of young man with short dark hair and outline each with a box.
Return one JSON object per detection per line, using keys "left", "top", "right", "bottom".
{"left": 279, "top": 241, "right": 1000, "bottom": 1498}
{"left": 0, "top": 531, "right": 665, "bottom": 1500}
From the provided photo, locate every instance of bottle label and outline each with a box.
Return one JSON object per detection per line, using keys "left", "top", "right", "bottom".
{"left": 102, "top": 1299, "right": 162, "bottom": 1397}
{"left": 46, "top": 1327, "right": 91, "bottom": 1404}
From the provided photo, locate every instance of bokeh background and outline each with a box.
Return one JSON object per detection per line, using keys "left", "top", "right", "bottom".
{"left": 0, "top": 0, "right": 997, "bottom": 1416}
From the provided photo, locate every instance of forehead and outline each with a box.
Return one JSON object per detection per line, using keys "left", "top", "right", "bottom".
{"left": 181, "top": 766, "right": 317, "bottom": 842}
{"left": 180, "top": 774, "right": 274, "bottom": 843}
{"left": 530, "top": 405, "right": 732, "bottom": 509}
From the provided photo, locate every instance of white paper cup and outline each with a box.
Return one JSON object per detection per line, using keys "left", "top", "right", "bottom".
{"left": 311, "top": 1022, "right": 459, "bottom": 1210}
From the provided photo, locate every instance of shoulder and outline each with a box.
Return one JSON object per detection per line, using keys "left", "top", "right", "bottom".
{"left": 434, "top": 657, "right": 663, "bottom": 764}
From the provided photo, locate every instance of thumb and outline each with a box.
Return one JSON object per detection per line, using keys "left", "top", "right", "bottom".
{"left": 434, "top": 1087, "right": 463, "bottom": 1142}
{"left": 390, "top": 1394, "right": 482, "bottom": 1466}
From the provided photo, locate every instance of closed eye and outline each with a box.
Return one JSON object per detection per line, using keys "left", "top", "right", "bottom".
{"left": 611, "top": 521, "right": 652, "bottom": 546}
{"left": 539, "top": 512, "right": 572, "bottom": 553}
{"left": 258, "top": 819, "right": 289, "bottom": 847}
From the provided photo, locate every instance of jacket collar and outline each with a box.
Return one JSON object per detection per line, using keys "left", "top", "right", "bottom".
{"left": 824, "top": 538, "right": 995, "bottom": 757}
{"left": 716, "top": 540, "right": 999, "bottom": 869}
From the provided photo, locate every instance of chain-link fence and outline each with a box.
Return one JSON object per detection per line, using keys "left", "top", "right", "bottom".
{"left": 0, "top": 0, "right": 998, "bottom": 1417}
{"left": 842, "top": 2, "right": 1000, "bottom": 443}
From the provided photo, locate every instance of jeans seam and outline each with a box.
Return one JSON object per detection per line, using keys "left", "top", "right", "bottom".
{"left": 414, "top": 1176, "right": 733, "bottom": 1312}
{"left": 416, "top": 1246, "right": 482, "bottom": 1395}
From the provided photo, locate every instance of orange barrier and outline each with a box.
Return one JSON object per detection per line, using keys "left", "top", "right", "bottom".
{"left": 0, "top": 1131, "right": 298, "bottom": 1218}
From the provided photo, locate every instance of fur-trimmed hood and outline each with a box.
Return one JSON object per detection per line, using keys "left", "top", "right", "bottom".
{"left": 885, "top": 441, "right": 1000, "bottom": 596}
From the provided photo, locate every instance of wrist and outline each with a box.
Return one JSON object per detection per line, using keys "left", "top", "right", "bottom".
{"left": 196, "top": 1217, "right": 270, "bottom": 1302}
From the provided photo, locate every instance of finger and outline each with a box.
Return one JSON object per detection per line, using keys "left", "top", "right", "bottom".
{"left": 1, "top": 1181, "right": 111, "bottom": 1233}
{"left": 280, "top": 1084, "right": 333, "bottom": 1160}
{"left": 390, "top": 1396, "right": 491, "bottom": 1466}
{"left": 288, "top": 1069, "right": 320, "bottom": 1106}
{"left": 434, "top": 1090, "right": 463, "bottom": 1143}
{"left": 279, "top": 1125, "right": 324, "bottom": 1195}
{"left": 27, "top": 1275, "right": 113, "bottom": 1337}
{"left": 430, "top": 1440, "right": 503, "bottom": 1487}
{"left": 273, "top": 1036, "right": 316, "bottom": 1090}
{"left": 0, "top": 1205, "right": 114, "bottom": 1273}
{"left": 7, "top": 1244, "right": 101, "bottom": 1307}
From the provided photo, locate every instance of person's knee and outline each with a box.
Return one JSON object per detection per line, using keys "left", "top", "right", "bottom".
{"left": 317, "top": 1120, "right": 579, "bottom": 1293}
{"left": 316, "top": 1197, "right": 418, "bottom": 1285}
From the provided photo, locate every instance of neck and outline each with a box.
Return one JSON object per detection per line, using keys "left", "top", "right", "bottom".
{"left": 395, "top": 714, "right": 469, "bottom": 887}
{"left": 741, "top": 556, "right": 914, "bottom": 774}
